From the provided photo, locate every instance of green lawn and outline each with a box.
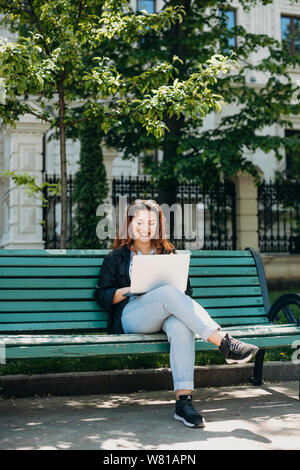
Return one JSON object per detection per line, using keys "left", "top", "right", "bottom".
{"left": 0, "top": 289, "right": 299, "bottom": 376}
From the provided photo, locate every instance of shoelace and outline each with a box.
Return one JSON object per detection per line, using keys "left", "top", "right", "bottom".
{"left": 228, "top": 336, "right": 243, "bottom": 353}
{"left": 221, "top": 334, "right": 242, "bottom": 354}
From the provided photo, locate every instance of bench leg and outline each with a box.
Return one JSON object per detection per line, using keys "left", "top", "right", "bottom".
{"left": 251, "top": 349, "right": 265, "bottom": 386}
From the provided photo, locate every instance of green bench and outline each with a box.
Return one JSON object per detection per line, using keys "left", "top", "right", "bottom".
{"left": 0, "top": 248, "right": 300, "bottom": 398}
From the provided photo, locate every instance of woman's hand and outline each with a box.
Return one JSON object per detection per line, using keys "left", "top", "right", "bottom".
{"left": 112, "top": 287, "right": 131, "bottom": 304}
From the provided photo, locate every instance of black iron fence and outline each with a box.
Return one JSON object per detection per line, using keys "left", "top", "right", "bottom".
{"left": 42, "top": 173, "right": 74, "bottom": 249}
{"left": 112, "top": 176, "right": 237, "bottom": 250}
{"left": 258, "top": 179, "right": 300, "bottom": 253}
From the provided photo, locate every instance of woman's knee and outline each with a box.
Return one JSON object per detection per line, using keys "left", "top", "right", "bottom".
{"left": 162, "top": 316, "right": 195, "bottom": 342}
{"left": 152, "top": 284, "right": 182, "bottom": 302}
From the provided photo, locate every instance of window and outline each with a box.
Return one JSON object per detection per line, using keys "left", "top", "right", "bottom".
{"left": 137, "top": 0, "right": 156, "bottom": 14}
{"left": 219, "top": 8, "right": 237, "bottom": 51}
{"left": 285, "top": 130, "right": 300, "bottom": 179}
{"left": 281, "top": 15, "right": 300, "bottom": 56}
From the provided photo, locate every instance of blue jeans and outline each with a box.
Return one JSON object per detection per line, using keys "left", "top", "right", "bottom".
{"left": 121, "top": 285, "right": 221, "bottom": 392}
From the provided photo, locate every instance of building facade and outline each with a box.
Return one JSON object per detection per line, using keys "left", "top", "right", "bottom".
{"left": 0, "top": 0, "right": 299, "bottom": 253}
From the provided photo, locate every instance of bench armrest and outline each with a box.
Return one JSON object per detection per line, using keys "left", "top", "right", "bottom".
{"left": 267, "top": 293, "right": 300, "bottom": 323}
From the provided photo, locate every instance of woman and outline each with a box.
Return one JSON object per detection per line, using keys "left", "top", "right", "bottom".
{"left": 94, "top": 199, "right": 259, "bottom": 428}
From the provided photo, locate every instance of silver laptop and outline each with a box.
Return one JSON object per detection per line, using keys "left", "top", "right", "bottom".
{"left": 124, "top": 252, "right": 190, "bottom": 296}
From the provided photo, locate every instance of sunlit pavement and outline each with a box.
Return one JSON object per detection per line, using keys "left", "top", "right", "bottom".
{"left": 0, "top": 381, "right": 299, "bottom": 450}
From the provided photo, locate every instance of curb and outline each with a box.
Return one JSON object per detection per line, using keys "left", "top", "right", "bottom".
{"left": 0, "top": 361, "right": 298, "bottom": 398}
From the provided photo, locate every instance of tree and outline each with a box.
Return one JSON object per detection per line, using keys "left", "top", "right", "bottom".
{"left": 0, "top": 0, "right": 236, "bottom": 248}
{"left": 104, "top": 0, "right": 300, "bottom": 206}
{"left": 71, "top": 121, "right": 109, "bottom": 249}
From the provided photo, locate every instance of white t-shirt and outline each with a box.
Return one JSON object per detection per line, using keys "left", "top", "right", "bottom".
{"left": 128, "top": 248, "right": 156, "bottom": 302}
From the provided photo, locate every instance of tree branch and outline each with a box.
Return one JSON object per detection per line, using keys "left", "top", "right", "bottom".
{"left": 27, "top": 0, "right": 51, "bottom": 57}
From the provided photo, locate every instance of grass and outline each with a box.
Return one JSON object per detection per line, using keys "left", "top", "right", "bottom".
{"left": 0, "top": 288, "right": 299, "bottom": 376}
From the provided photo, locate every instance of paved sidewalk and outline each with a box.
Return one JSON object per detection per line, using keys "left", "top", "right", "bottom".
{"left": 0, "top": 381, "right": 299, "bottom": 450}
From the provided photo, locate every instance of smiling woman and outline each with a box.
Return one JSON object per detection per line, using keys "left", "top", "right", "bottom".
{"left": 113, "top": 199, "right": 175, "bottom": 254}
{"left": 94, "top": 198, "right": 259, "bottom": 429}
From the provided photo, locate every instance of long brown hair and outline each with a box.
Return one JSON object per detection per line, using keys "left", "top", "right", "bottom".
{"left": 113, "top": 199, "right": 175, "bottom": 254}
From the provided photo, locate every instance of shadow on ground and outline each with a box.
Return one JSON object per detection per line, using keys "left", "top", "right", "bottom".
{"left": 0, "top": 381, "right": 299, "bottom": 450}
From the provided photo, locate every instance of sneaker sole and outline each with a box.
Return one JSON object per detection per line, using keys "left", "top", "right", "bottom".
{"left": 173, "top": 413, "right": 206, "bottom": 428}
{"left": 225, "top": 346, "right": 259, "bottom": 364}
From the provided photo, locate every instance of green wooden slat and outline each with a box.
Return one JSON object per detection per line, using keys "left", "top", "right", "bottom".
{"left": 5, "top": 332, "right": 300, "bottom": 359}
{"left": 189, "top": 258, "right": 255, "bottom": 266}
{"left": 190, "top": 250, "right": 252, "bottom": 257}
{"left": 0, "top": 266, "right": 259, "bottom": 278}
{"left": 0, "top": 309, "right": 266, "bottom": 325}
{"left": 189, "top": 266, "right": 258, "bottom": 276}
{"left": 0, "top": 278, "right": 97, "bottom": 289}
{"left": 0, "top": 296, "right": 264, "bottom": 313}
{"left": 0, "top": 289, "right": 94, "bottom": 300}
{"left": 0, "top": 249, "right": 250, "bottom": 257}
{"left": 197, "top": 297, "right": 264, "bottom": 307}
{"left": 0, "top": 311, "right": 107, "bottom": 323}
{"left": 0, "top": 285, "right": 263, "bottom": 300}
{"left": 195, "top": 334, "right": 300, "bottom": 352}
{"left": 0, "top": 297, "right": 265, "bottom": 314}
{"left": 3, "top": 324, "right": 299, "bottom": 347}
{"left": 0, "top": 256, "right": 255, "bottom": 267}
{"left": 215, "top": 317, "right": 269, "bottom": 327}
{"left": 0, "top": 301, "right": 99, "bottom": 312}
{"left": 0, "top": 267, "right": 100, "bottom": 277}
{"left": 221, "top": 324, "right": 300, "bottom": 337}
{"left": 0, "top": 320, "right": 106, "bottom": 332}
{"left": 207, "top": 307, "right": 266, "bottom": 317}
{"left": 192, "top": 286, "right": 262, "bottom": 297}
{"left": 0, "top": 249, "right": 110, "bottom": 256}
{"left": 4, "top": 342, "right": 172, "bottom": 359}
{"left": 0, "top": 307, "right": 266, "bottom": 325}
{"left": 0, "top": 276, "right": 261, "bottom": 289}
{"left": 0, "top": 316, "right": 267, "bottom": 333}
{"left": 0, "top": 257, "right": 104, "bottom": 266}
{"left": 189, "top": 277, "right": 260, "bottom": 287}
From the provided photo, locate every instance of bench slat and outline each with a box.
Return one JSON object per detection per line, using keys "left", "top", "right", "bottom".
{"left": 0, "top": 296, "right": 264, "bottom": 314}
{"left": 0, "top": 285, "right": 263, "bottom": 301}
{"left": 0, "top": 257, "right": 103, "bottom": 266}
{"left": 0, "top": 256, "right": 255, "bottom": 267}
{"left": 0, "top": 321, "right": 106, "bottom": 332}
{"left": 0, "top": 250, "right": 109, "bottom": 256}
{"left": 0, "top": 307, "right": 267, "bottom": 324}
{"left": 3, "top": 332, "right": 300, "bottom": 359}
{"left": 2, "top": 324, "right": 299, "bottom": 346}
{"left": 189, "top": 258, "right": 255, "bottom": 266}
{"left": 0, "top": 316, "right": 269, "bottom": 333}
{"left": 189, "top": 267, "right": 258, "bottom": 276}
{"left": 0, "top": 276, "right": 261, "bottom": 289}
{"left": 0, "top": 249, "right": 252, "bottom": 257}
{"left": 0, "top": 265, "right": 259, "bottom": 277}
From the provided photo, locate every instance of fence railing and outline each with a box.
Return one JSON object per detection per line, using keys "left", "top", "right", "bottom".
{"left": 41, "top": 173, "right": 300, "bottom": 253}
{"left": 112, "top": 176, "right": 237, "bottom": 250}
{"left": 258, "top": 179, "right": 300, "bottom": 253}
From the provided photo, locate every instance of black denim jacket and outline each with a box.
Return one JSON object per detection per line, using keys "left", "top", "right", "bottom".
{"left": 94, "top": 245, "right": 193, "bottom": 334}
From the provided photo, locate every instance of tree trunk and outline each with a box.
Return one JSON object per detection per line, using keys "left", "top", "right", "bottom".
{"left": 57, "top": 78, "right": 68, "bottom": 249}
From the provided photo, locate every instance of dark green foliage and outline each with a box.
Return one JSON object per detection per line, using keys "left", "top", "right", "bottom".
{"left": 105, "top": 0, "right": 300, "bottom": 193}
{"left": 71, "top": 122, "right": 109, "bottom": 249}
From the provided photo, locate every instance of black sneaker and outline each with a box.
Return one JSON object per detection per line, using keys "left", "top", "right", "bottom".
{"left": 174, "top": 395, "right": 206, "bottom": 428}
{"left": 219, "top": 333, "right": 259, "bottom": 364}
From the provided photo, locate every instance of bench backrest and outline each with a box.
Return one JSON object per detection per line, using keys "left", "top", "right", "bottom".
{"left": 0, "top": 249, "right": 271, "bottom": 335}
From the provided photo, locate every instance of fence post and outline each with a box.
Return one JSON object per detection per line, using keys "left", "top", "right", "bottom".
{"left": 234, "top": 171, "right": 259, "bottom": 251}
